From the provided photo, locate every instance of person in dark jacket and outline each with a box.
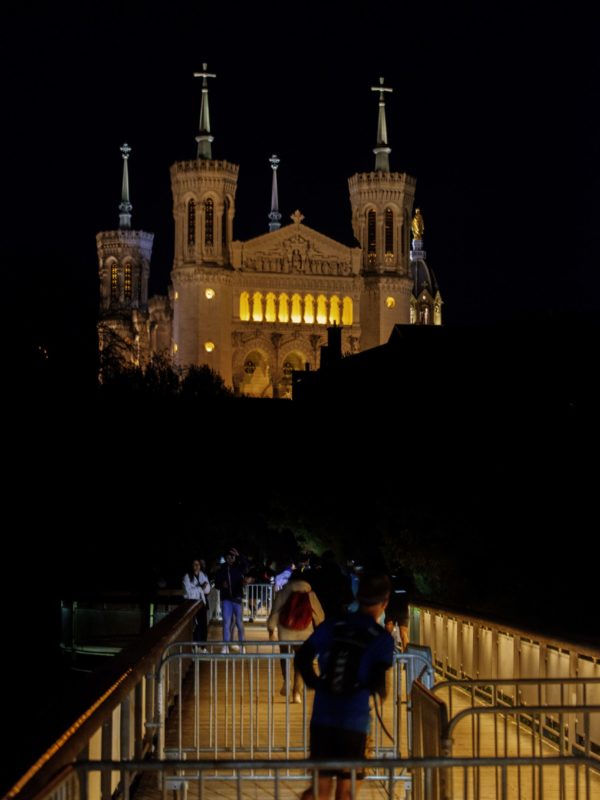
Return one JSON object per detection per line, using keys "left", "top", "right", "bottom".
{"left": 214, "top": 547, "right": 247, "bottom": 652}
{"left": 296, "top": 573, "right": 394, "bottom": 800}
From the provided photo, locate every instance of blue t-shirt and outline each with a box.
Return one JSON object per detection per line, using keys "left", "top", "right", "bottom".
{"left": 309, "top": 612, "right": 395, "bottom": 733}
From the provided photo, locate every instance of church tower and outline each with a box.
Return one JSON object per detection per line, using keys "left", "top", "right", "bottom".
{"left": 170, "top": 64, "right": 239, "bottom": 383}
{"left": 409, "top": 209, "right": 443, "bottom": 325}
{"left": 97, "top": 144, "right": 154, "bottom": 365}
{"left": 348, "top": 78, "right": 416, "bottom": 350}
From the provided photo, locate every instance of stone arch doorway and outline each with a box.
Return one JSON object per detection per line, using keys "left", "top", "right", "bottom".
{"left": 278, "top": 350, "right": 306, "bottom": 399}
{"left": 239, "top": 349, "right": 272, "bottom": 397}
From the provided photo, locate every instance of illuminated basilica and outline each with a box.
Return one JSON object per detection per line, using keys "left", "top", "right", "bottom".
{"left": 96, "top": 67, "right": 442, "bottom": 397}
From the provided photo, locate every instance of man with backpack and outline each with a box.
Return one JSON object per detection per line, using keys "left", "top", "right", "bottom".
{"left": 267, "top": 570, "right": 324, "bottom": 703}
{"left": 295, "top": 573, "right": 394, "bottom": 800}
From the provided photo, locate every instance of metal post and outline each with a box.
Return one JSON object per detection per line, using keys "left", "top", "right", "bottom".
{"left": 100, "top": 718, "right": 112, "bottom": 800}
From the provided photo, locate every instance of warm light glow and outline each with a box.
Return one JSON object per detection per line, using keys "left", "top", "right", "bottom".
{"left": 265, "top": 292, "right": 277, "bottom": 322}
{"left": 304, "top": 294, "right": 315, "bottom": 324}
{"left": 317, "top": 295, "right": 328, "bottom": 324}
{"left": 204, "top": 198, "right": 214, "bottom": 246}
{"left": 367, "top": 209, "right": 376, "bottom": 262}
{"left": 342, "top": 296, "right": 353, "bottom": 325}
{"left": 386, "top": 296, "right": 396, "bottom": 309}
{"left": 291, "top": 294, "right": 302, "bottom": 324}
{"left": 187, "top": 199, "right": 196, "bottom": 247}
{"left": 240, "top": 291, "right": 250, "bottom": 321}
{"left": 173, "top": 343, "right": 178, "bottom": 353}
{"left": 278, "top": 293, "right": 290, "bottom": 323}
{"left": 124, "top": 263, "right": 132, "bottom": 301}
{"left": 205, "top": 288, "right": 215, "bottom": 299}
{"left": 329, "top": 295, "right": 341, "bottom": 325}
{"left": 204, "top": 341, "right": 215, "bottom": 352}
{"left": 174, "top": 291, "right": 179, "bottom": 300}
{"left": 111, "top": 263, "right": 118, "bottom": 302}
{"left": 252, "top": 292, "right": 264, "bottom": 322}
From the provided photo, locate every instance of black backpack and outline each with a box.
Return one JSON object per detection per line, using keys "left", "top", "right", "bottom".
{"left": 321, "top": 619, "right": 383, "bottom": 696}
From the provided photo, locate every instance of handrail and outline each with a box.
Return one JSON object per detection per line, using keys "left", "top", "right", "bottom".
{"left": 433, "top": 677, "right": 600, "bottom": 693}
{"left": 446, "top": 704, "right": 600, "bottom": 739}
{"left": 413, "top": 601, "right": 600, "bottom": 660}
{"left": 5, "top": 601, "right": 199, "bottom": 800}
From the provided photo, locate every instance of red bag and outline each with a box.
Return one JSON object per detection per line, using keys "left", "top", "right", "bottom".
{"left": 278, "top": 591, "right": 313, "bottom": 630}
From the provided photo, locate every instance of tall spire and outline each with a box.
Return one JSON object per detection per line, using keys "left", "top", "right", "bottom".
{"left": 371, "top": 76, "right": 393, "bottom": 172}
{"left": 193, "top": 63, "right": 216, "bottom": 159}
{"left": 268, "top": 154, "right": 282, "bottom": 232}
{"left": 118, "top": 143, "right": 132, "bottom": 229}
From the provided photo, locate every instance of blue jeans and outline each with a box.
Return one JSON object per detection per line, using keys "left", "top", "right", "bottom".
{"left": 222, "top": 599, "right": 245, "bottom": 643}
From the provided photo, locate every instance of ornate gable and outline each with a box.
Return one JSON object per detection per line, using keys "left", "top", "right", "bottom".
{"left": 230, "top": 212, "right": 361, "bottom": 277}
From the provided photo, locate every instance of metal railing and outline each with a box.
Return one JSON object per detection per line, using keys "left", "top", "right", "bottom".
{"left": 209, "top": 583, "right": 273, "bottom": 623}
{"left": 6, "top": 602, "right": 199, "bottom": 800}
{"left": 60, "top": 593, "right": 183, "bottom": 662}
{"left": 156, "top": 642, "right": 435, "bottom": 762}
{"left": 33, "top": 756, "right": 600, "bottom": 800}
{"left": 410, "top": 603, "right": 600, "bottom": 685}
{"left": 433, "top": 677, "right": 600, "bottom": 761}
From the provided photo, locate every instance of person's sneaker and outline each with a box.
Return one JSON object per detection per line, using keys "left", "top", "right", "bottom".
{"left": 279, "top": 682, "right": 288, "bottom": 696}
{"left": 220, "top": 646, "right": 229, "bottom": 654}
{"left": 230, "top": 644, "right": 240, "bottom": 652}
{"left": 292, "top": 692, "right": 302, "bottom": 704}
{"left": 199, "top": 647, "right": 209, "bottom": 653}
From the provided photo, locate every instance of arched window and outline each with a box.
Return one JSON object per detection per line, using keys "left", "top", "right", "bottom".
{"left": 278, "top": 293, "right": 290, "bottom": 323}
{"left": 204, "top": 198, "right": 214, "bottom": 246}
{"left": 252, "top": 292, "right": 263, "bottom": 322}
{"left": 367, "top": 209, "right": 376, "bottom": 263}
{"left": 329, "top": 295, "right": 341, "bottom": 325}
{"left": 316, "top": 295, "right": 328, "bottom": 325}
{"left": 265, "top": 292, "right": 277, "bottom": 322}
{"left": 222, "top": 197, "right": 229, "bottom": 248}
{"left": 240, "top": 291, "right": 250, "bottom": 322}
{"left": 384, "top": 208, "right": 394, "bottom": 257}
{"left": 187, "top": 199, "right": 196, "bottom": 246}
{"left": 124, "top": 263, "right": 132, "bottom": 301}
{"left": 291, "top": 293, "right": 302, "bottom": 324}
{"left": 342, "top": 297, "right": 353, "bottom": 326}
{"left": 110, "top": 263, "right": 119, "bottom": 302}
{"left": 304, "top": 294, "right": 315, "bottom": 324}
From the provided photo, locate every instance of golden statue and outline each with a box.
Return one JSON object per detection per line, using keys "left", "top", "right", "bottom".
{"left": 411, "top": 208, "right": 425, "bottom": 240}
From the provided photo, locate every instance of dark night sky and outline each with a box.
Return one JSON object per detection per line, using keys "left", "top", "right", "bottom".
{"left": 3, "top": 1, "right": 599, "bottom": 352}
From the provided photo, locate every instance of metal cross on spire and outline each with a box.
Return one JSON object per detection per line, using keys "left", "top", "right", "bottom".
{"left": 118, "top": 143, "right": 132, "bottom": 229}
{"left": 193, "top": 63, "right": 216, "bottom": 159}
{"left": 371, "top": 76, "right": 393, "bottom": 171}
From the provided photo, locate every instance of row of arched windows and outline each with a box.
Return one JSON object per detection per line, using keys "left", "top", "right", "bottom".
{"left": 186, "top": 197, "right": 229, "bottom": 249}
{"left": 239, "top": 292, "right": 353, "bottom": 326}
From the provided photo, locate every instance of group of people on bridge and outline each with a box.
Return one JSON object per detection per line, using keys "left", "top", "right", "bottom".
{"left": 183, "top": 547, "right": 414, "bottom": 800}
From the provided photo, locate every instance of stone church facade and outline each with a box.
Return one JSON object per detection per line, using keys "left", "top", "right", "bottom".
{"left": 97, "top": 70, "right": 442, "bottom": 398}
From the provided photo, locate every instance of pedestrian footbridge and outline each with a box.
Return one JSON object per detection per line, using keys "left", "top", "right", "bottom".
{"left": 5, "top": 591, "right": 600, "bottom": 800}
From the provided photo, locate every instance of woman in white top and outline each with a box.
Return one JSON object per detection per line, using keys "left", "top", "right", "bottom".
{"left": 183, "top": 559, "right": 210, "bottom": 646}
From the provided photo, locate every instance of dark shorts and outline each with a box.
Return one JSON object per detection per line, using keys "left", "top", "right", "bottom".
{"left": 310, "top": 723, "right": 367, "bottom": 779}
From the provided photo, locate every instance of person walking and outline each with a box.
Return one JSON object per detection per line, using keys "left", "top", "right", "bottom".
{"left": 182, "top": 558, "right": 210, "bottom": 649}
{"left": 214, "top": 547, "right": 247, "bottom": 652}
{"left": 267, "top": 571, "right": 324, "bottom": 703}
{"left": 295, "top": 573, "right": 394, "bottom": 800}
